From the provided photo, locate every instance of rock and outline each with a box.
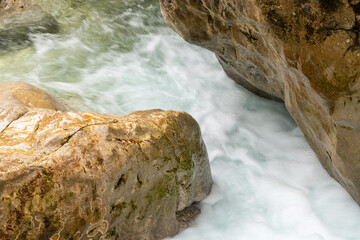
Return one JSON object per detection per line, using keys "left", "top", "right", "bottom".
{"left": 160, "top": 0, "right": 360, "bottom": 204}
{"left": 0, "top": 0, "right": 59, "bottom": 52}
{"left": 0, "top": 0, "right": 32, "bottom": 15}
{"left": 0, "top": 82, "right": 212, "bottom": 239}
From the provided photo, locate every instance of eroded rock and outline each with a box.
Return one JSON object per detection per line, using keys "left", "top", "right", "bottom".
{"left": 0, "top": 82, "right": 212, "bottom": 239}
{"left": 160, "top": 0, "right": 360, "bottom": 204}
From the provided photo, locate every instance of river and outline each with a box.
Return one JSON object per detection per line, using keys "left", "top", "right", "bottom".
{"left": 1, "top": 0, "right": 360, "bottom": 239}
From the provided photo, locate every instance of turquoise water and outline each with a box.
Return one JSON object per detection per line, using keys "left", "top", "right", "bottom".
{"left": 1, "top": 0, "right": 360, "bottom": 239}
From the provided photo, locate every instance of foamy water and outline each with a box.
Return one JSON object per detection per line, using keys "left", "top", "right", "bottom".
{"left": 1, "top": 0, "right": 360, "bottom": 239}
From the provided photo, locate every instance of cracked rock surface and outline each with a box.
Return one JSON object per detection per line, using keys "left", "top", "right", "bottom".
{"left": 160, "top": 0, "right": 360, "bottom": 204}
{"left": 0, "top": 82, "right": 212, "bottom": 239}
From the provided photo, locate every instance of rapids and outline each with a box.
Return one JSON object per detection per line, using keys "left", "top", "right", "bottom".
{"left": 1, "top": 0, "right": 360, "bottom": 239}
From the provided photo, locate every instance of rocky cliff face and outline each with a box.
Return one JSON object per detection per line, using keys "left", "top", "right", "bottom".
{"left": 0, "top": 82, "right": 212, "bottom": 239}
{"left": 160, "top": 0, "right": 360, "bottom": 204}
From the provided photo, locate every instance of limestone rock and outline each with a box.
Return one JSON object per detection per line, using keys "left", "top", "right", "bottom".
{"left": 160, "top": 0, "right": 360, "bottom": 204}
{"left": 0, "top": 82, "right": 212, "bottom": 239}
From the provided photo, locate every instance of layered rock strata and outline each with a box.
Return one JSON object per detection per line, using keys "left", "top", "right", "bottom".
{"left": 160, "top": 0, "right": 360, "bottom": 203}
{"left": 0, "top": 82, "right": 212, "bottom": 239}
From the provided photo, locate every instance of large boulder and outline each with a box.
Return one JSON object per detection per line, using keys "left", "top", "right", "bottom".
{"left": 0, "top": 82, "right": 212, "bottom": 239}
{"left": 160, "top": 0, "right": 360, "bottom": 204}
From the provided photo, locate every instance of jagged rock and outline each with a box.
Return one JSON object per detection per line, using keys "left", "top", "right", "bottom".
{"left": 160, "top": 0, "right": 360, "bottom": 204}
{"left": 0, "top": 82, "right": 212, "bottom": 239}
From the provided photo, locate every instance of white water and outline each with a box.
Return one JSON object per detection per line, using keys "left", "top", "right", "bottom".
{"left": 1, "top": 0, "right": 360, "bottom": 239}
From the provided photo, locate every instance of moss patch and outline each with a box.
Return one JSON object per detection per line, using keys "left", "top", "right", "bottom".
{"left": 106, "top": 228, "right": 119, "bottom": 239}
{"left": 125, "top": 200, "right": 138, "bottom": 219}
{"left": 111, "top": 202, "right": 127, "bottom": 216}
{"left": 5, "top": 168, "right": 55, "bottom": 235}
{"left": 145, "top": 178, "right": 168, "bottom": 205}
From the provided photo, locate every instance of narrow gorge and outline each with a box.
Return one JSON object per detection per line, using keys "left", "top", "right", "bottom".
{"left": 1, "top": 0, "right": 360, "bottom": 239}
{"left": 160, "top": 0, "right": 360, "bottom": 205}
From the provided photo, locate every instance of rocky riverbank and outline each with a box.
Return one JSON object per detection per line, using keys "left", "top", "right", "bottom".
{"left": 160, "top": 0, "right": 360, "bottom": 204}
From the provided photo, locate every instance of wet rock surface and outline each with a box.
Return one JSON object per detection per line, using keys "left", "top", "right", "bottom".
{"left": 0, "top": 82, "right": 212, "bottom": 239}
{"left": 160, "top": 0, "right": 360, "bottom": 204}
{"left": 0, "top": 0, "right": 58, "bottom": 52}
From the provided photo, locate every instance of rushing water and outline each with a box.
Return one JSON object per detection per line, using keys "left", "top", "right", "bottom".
{"left": 1, "top": 0, "right": 360, "bottom": 239}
